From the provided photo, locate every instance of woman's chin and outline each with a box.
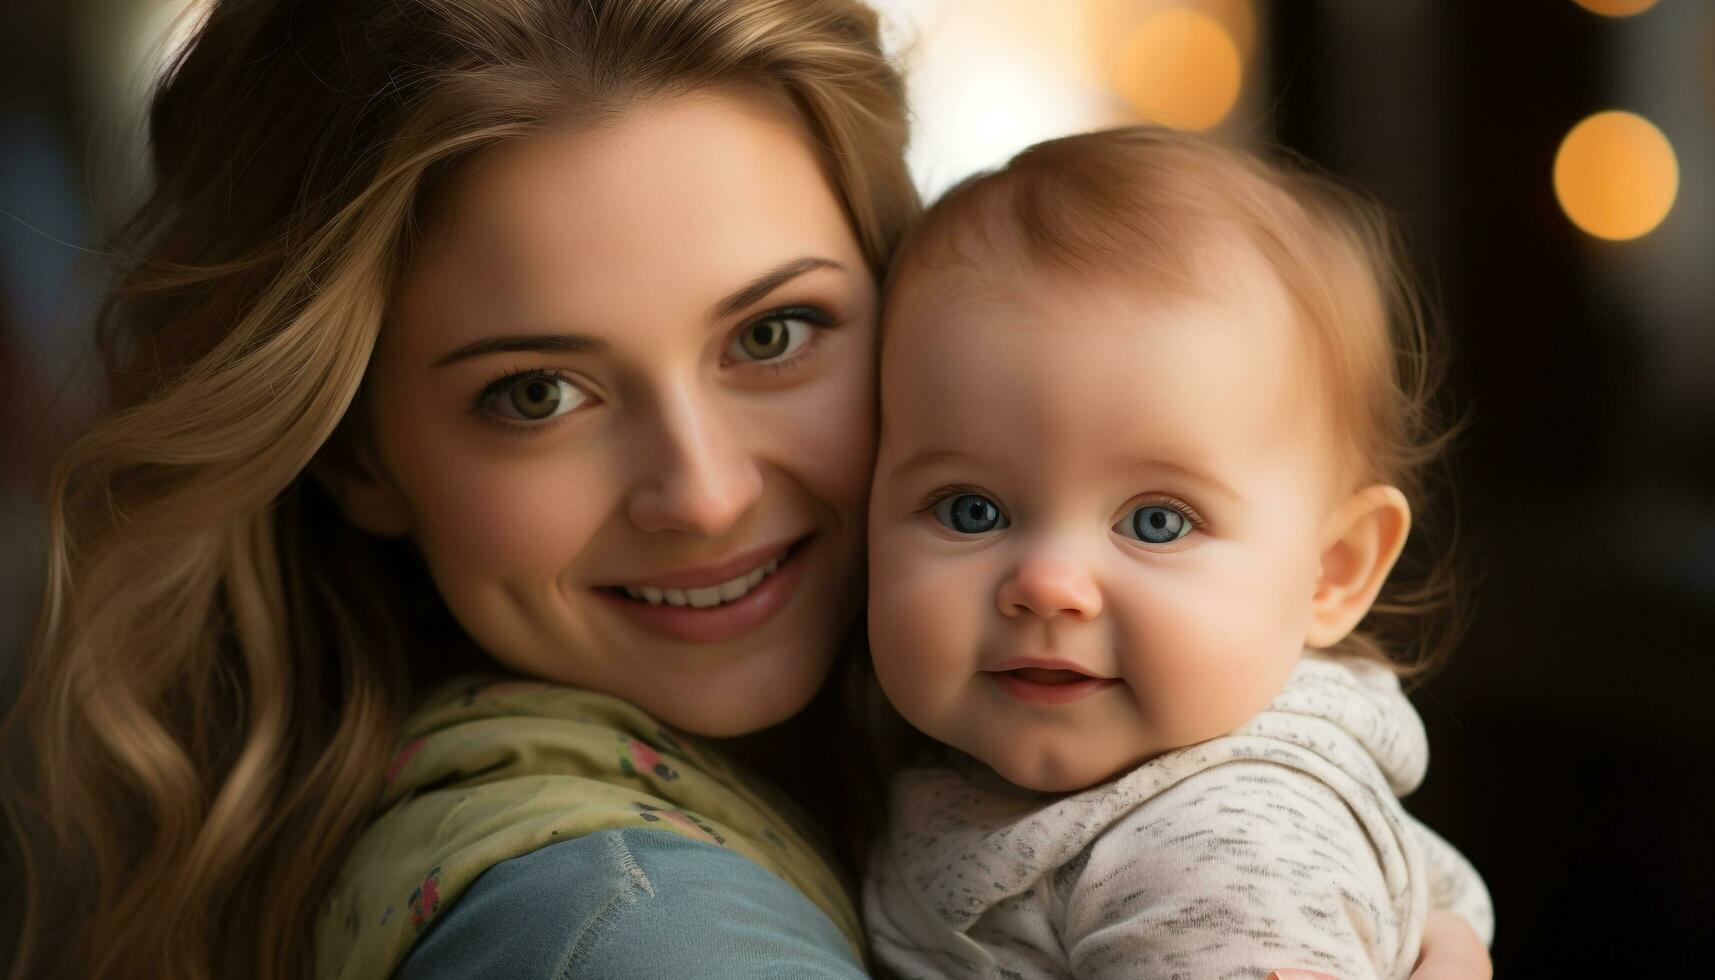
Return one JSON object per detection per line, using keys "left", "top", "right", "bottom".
{"left": 644, "top": 647, "right": 835, "bottom": 737}
{"left": 653, "top": 686, "right": 814, "bottom": 738}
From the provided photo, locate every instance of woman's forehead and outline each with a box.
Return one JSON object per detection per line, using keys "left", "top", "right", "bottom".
{"left": 390, "top": 91, "right": 867, "bottom": 354}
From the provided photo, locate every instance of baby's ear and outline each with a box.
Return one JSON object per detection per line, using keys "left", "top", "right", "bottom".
{"left": 1304, "top": 484, "right": 1411, "bottom": 649}
{"left": 309, "top": 433, "right": 414, "bottom": 538}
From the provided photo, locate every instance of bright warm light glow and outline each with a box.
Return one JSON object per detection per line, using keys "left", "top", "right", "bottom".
{"left": 1090, "top": 0, "right": 1256, "bottom": 60}
{"left": 1113, "top": 8, "right": 1243, "bottom": 130}
{"left": 1570, "top": 0, "right": 1659, "bottom": 16}
{"left": 1210, "top": 0, "right": 1257, "bottom": 58}
{"left": 1553, "top": 111, "right": 1678, "bottom": 241}
{"left": 867, "top": 0, "right": 1121, "bottom": 199}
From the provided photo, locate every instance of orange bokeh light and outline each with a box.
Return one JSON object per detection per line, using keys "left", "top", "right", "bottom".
{"left": 1553, "top": 111, "right": 1678, "bottom": 241}
{"left": 1206, "top": 0, "right": 1257, "bottom": 59}
{"left": 1112, "top": 8, "right": 1243, "bottom": 130}
{"left": 1570, "top": 0, "right": 1659, "bottom": 16}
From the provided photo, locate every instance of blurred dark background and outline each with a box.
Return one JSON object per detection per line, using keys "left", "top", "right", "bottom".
{"left": 3, "top": 0, "right": 1711, "bottom": 975}
{"left": 1271, "top": 2, "right": 1714, "bottom": 974}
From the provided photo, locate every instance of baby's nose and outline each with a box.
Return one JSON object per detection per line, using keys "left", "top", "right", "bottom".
{"left": 996, "top": 556, "right": 1103, "bottom": 621}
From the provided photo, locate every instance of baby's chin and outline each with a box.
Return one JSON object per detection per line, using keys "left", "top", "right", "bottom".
{"left": 967, "top": 735, "right": 1153, "bottom": 795}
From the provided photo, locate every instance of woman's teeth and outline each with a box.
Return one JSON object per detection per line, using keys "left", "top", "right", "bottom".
{"left": 622, "top": 555, "right": 783, "bottom": 609}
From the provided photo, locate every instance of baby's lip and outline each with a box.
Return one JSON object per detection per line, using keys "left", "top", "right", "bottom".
{"left": 983, "top": 657, "right": 1114, "bottom": 680}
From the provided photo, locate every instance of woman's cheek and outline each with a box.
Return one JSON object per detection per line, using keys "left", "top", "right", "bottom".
{"left": 414, "top": 452, "right": 613, "bottom": 583}
{"left": 771, "top": 352, "right": 878, "bottom": 512}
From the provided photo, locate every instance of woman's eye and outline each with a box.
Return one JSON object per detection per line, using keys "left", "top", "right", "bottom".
{"left": 1115, "top": 504, "right": 1193, "bottom": 544}
{"left": 932, "top": 493, "right": 1010, "bottom": 535}
{"left": 490, "top": 374, "right": 589, "bottom": 422}
{"left": 728, "top": 313, "right": 817, "bottom": 363}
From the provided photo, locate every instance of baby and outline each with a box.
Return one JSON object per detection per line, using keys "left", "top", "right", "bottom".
{"left": 861, "top": 127, "right": 1494, "bottom": 979}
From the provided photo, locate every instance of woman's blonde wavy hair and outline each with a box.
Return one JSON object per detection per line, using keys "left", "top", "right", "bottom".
{"left": 1, "top": 1, "right": 918, "bottom": 977}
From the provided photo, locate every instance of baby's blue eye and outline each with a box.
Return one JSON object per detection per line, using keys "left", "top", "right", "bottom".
{"left": 1116, "top": 504, "right": 1192, "bottom": 544}
{"left": 933, "top": 493, "right": 1009, "bottom": 534}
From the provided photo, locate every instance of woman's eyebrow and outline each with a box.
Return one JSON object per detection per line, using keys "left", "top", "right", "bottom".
{"left": 710, "top": 256, "right": 844, "bottom": 320}
{"left": 432, "top": 333, "right": 607, "bottom": 367}
{"left": 430, "top": 256, "right": 844, "bottom": 368}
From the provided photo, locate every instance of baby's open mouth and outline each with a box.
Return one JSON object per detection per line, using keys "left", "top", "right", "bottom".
{"left": 987, "top": 663, "right": 1121, "bottom": 705}
{"left": 1002, "top": 667, "right": 1096, "bottom": 686}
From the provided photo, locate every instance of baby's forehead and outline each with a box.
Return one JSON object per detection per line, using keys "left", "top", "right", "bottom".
{"left": 878, "top": 233, "right": 1351, "bottom": 474}
{"left": 883, "top": 223, "right": 1303, "bottom": 368}
{"left": 887, "top": 214, "right": 1269, "bottom": 319}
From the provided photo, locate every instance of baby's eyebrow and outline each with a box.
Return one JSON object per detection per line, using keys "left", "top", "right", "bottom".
{"left": 887, "top": 448, "right": 976, "bottom": 482}
{"left": 1109, "top": 455, "right": 1245, "bottom": 503}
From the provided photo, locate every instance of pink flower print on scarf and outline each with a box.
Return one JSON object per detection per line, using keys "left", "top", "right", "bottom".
{"left": 620, "top": 737, "right": 680, "bottom": 781}
{"left": 407, "top": 866, "right": 442, "bottom": 928}
{"left": 634, "top": 802, "right": 725, "bottom": 845}
{"left": 385, "top": 738, "right": 428, "bottom": 787}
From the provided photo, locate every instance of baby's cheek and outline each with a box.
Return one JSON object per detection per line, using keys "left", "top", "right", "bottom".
{"left": 1124, "top": 564, "right": 1300, "bottom": 741}
{"left": 868, "top": 537, "right": 985, "bottom": 730}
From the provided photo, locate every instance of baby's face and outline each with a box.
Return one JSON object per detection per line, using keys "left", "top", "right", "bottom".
{"left": 869, "top": 247, "right": 1343, "bottom": 792}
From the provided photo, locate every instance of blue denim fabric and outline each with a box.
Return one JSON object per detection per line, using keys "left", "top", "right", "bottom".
{"left": 394, "top": 827, "right": 869, "bottom": 979}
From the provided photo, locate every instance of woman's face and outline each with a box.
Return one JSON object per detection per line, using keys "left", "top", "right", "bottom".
{"left": 343, "top": 90, "right": 879, "bottom": 736}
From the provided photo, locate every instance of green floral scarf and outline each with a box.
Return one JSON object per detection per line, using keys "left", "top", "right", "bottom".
{"left": 315, "top": 674, "right": 865, "bottom": 980}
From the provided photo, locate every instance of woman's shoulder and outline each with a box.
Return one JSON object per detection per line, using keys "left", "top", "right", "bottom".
{"left": 394, "top": 827, "right": 868, "bottom": 980}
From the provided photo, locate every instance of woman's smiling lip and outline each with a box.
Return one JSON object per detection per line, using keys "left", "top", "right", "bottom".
{"left": 608, "top": 536, "right": 803, "bottom": 589}
{"left": 595, "top": 535, "right": 814, "bottom": 644}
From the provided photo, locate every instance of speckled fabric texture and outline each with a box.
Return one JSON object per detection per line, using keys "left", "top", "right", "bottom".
{"left": 864, "top": 653, "right": 1493, "bottom": 980}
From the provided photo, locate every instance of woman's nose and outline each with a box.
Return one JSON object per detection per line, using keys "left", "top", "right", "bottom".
{"left": 995, "top": 554, "right": 1103, "bottom": 621}
{"left": 624, "top": 388, "right": 764, "bottom": 537}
